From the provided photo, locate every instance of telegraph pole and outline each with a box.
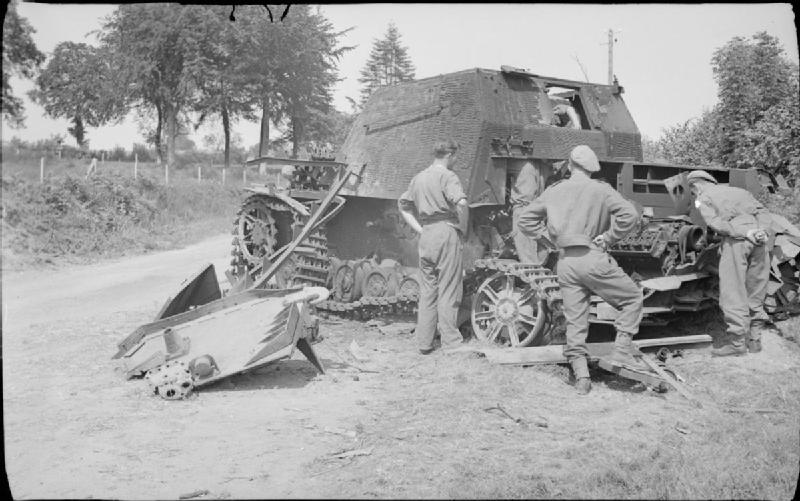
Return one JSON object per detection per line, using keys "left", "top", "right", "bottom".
{"left": 607, "top": 28, "right": 614, "bottom": 85}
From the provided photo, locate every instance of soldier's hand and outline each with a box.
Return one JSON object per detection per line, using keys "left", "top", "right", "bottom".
{"left": 746, "top": 229, "right": 767, "bottom": 244}
{"left": 592, "top": 234, "right": 608, "bottom": 251}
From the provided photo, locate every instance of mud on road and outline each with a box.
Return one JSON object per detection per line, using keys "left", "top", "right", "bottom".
{"left": 3, "top": 234, "right": 800, "bottom": 499}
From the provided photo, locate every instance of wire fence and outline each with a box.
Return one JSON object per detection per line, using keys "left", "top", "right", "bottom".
{"left": 1, "top": 155, "right": 284, "bottom": 187}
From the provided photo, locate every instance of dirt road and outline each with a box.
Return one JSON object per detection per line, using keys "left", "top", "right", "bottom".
{"left": 3, "top": 237, "right": 800, "bottom": 499}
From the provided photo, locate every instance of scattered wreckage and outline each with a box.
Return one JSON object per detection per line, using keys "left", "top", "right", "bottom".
{"left": 114, "top": 65, "right": 799, "bottom": 398}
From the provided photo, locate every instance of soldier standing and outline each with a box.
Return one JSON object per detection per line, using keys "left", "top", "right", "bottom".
{"left": 510, "top": 161, "right": 553, "bottom": 265}
{"left": 517, "top": 145, "right": 645, "bottom": 395}
{"left": 686, "top": 170, "right": 781, "bottom": 355}
{"left": 398, "top": 140, "right": 469, "bottom": 354}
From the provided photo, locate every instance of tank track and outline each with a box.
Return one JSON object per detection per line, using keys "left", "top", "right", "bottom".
{"left": 229, "top": 194, "right": 329, "bottom": 288}
{"left": 314, "top": 258, "right": 563, "bottom": 322}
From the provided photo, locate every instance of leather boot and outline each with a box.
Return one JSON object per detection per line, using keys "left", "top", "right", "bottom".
{"left": 711, "top": 335, "right": 747, "bottom": 357}
{"left": 607, "top": 332, "right": 650, "bottom": 371}
{"left": 746, "top": 338, "right": 762, "bottom": 353}
{"left": 570, "top": 357, "right": 592, "bottom": 395}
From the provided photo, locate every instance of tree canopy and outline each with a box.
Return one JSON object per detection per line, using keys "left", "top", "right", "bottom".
{"left": 2, "top": 0, "right": 45, "bottom": 127}
{"left": 29, "top": 42, "right": 123, "bottom": 148}
{"left": 656, "top": 32, "right": 800, "bottom": 181}
{"left": 358, "top": 23, "right": 415, "bottom": 105}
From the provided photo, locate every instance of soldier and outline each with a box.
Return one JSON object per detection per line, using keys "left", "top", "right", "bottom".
{"left": 517, "top": 145, "right": 645, "bottom": 395}
{"left": 686, "top": 170, "right": 781, "bottom": 355}
{"left": 398, "top": 140, "right": 469, "bottom": 354}
{"left": 510, "top": 161, "right": 553, "bottom": 265}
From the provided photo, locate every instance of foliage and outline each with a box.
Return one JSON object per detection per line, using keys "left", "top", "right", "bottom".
{"left": 2, "top": 0, "right": 45, "bottom": 127}
{"left": 657, "top": 32, "right": 800, "bottom": 183}
{"left": 657, "top": 110, "right": 722, "bottom": 167}
{"left": 1, "top": 173, "right": 240, "bottom": 262}
{"left": 29, "top": 42, "right": 124, "bottom": 148}
{"left": 358, "top": 23, "right": 416, "bottom": 105}
{"left": 97, "top": 4, "right": 209, "bottom": 168}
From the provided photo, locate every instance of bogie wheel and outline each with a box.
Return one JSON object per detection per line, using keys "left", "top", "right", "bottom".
{"left": 471, "top": 272, "right": 549, "bottom": 347}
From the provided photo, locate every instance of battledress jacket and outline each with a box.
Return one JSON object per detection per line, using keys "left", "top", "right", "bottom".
{"left": 516, "top": 174, "right": 639, "bottom": 248}
{"left": 695, "top": 184, "right": 773, "bottom": 239}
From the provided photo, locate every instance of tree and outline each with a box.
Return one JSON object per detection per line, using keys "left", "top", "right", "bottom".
{"left": 657, "top": 110, "right": 722, "bottom": 167}
{"left": 97, "top": 4, "right": 208, "bottom": 168}
{"left": 2, "top": 0, "right": 45, "bottom": 127}
{"left": 358, "top": 23, "right": 415, "bottom": 104}
{"left": 189, "top": 5, "right": 258, "bottom": 169}
{"left": 711, "top": 32, "right": 798, "bottom": 169}
{"left": 657, "top": 32, "right": 799, "bottom": 182}
{"left": 29, "top": 42, "right": 123, "bottom": 148}
{"left": 277, "top": 6, "right": 352, "bottom": 156}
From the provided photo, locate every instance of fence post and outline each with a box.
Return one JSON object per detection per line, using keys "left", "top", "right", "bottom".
{"left": 40, "top": 157, "right": 44, "bottom": 183}
{"left": 222, "top": 168, "right": 226, "bottom": 186}
{"left": 197, "top": 165, "right": 202, "bottom": 181}
{"left": 243, "top": 166, "right": 247, "bottom": 185}
{"left": 165, "top": 163, "right": 169, "bottom": 186}
{"left": 101, "top": 151, "right": 105, "bottom": 164}
{"left": 134, "top": 153, "right": 138, "bottom": 180}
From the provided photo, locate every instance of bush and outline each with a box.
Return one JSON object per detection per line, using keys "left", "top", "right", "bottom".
{"left": 1, "top": 173, "right": 242, "bottom": 263}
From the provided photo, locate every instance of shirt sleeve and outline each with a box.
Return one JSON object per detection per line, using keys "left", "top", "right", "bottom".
{"left": 602, "top": 187, "right": 639, "bottom": 244}
{"left": 696, "top": 194, "right": 745, "bottom": 239}
{"left": 510, "top": 162, "right": 540, "bottom": 204}
{"left": 443, "top": 171, "right": 467, "bottom": 204}
{"left": 516, "top": 196, "right": 548, "bottom": 236}
{"left": 398, "top": 189, "right": 416, "bottom": 212}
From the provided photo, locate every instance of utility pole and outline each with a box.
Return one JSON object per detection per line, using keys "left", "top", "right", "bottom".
{"left": 602, "top": 28, "right": 621, "bottom": 85}
{"left": 607, "top": 28, "right": 614, "bottom": 85}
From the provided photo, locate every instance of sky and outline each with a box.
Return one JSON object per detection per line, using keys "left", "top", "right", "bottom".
{"left": 2, "top": 2, "right": 797, "bottom": 151}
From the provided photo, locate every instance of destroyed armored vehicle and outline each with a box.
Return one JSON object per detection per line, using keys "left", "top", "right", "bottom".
{"left": 230, "top": 65, "right": 800, "bottom": 348}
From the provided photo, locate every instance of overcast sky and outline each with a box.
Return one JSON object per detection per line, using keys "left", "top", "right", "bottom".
{"left": 2, "top": 2, "right": 797, "bottom": 151}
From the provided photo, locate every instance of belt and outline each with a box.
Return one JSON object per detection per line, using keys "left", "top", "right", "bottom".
{"left": 420, "top": 214, "right": 458, "bottom": 226}
{"left": 555, "top": 234, "right": 593, "bottom": 248}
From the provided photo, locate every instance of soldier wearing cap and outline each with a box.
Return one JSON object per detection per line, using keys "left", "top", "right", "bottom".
{"left": 686, "top": 170, "right": 780, "bottom": 355}
{"left": 510, "top": 161, "right": 553, "bottom": 265}
{"left": 398, "top": 140, "right": 469, "bottom": 354}
{"left": 517, "top": 145, "right": 644, "bottom": 395}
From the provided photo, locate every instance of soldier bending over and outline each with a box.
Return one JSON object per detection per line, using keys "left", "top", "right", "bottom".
{"left": 517, "top": 145, "right": 645, "bottom": 395}
{"left": 687, "top": 170, "right": 782, "bottom": 355}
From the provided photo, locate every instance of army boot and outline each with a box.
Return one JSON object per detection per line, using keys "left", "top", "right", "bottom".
{"left": 570, "top": 357, "right": 592, "bottom": 395}
{"left": 607, "top": 332, "right": 650, "bottom": 371}
{"left": 746, "top": 327, "right": 762, "bottom": 353}
{"left": 711, "top": 334, "right": 747, "bottom": 357}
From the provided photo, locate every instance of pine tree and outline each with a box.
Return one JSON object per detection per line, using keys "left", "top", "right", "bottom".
{"left": 358, "top": 23, "right": 415, "bottom": 104}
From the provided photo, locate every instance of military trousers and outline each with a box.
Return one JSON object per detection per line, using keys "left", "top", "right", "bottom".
{"left": 512, "top": 209, "right": 550, "bottom": 265}
{"left": 557, "top": 247, "right": 643, "bottom": 361}
{"left": 718, "top": 237, "right": 770, "bottom": 343}
{"left": 416, "top": 221, "right": 464, "bottom": 350}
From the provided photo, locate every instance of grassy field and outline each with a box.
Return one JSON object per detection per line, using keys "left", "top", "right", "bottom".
{"left": 1, "top": 159, "right": 254, "bottom": 270}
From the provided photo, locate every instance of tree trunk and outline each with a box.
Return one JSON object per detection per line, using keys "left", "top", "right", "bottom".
{"left": 259, "top": 95, "right": 270, "bottom": 174}
{"left": 165, "top": 106, "right": 177, "bottom": 170}
{"left": 291, "top": 115, "right": 301, "bottom": 157}
{"left": 155, "top": 103, "right": 164, "bottom": 166}
{"left": 222, "top": 104, "right": 231, "bottom": 169}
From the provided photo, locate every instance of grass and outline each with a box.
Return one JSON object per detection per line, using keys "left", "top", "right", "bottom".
{"left": 1, "top": 168, "right": 244, "bottom": 270}
{"left": 306, "top": 314, "right": 800, "bottom": 500}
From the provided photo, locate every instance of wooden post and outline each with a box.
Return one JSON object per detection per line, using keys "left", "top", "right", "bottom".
{"left": 134, "top": 153, "right": 138, "bottom": 179}
{"left": 102, "top": 151, "right": 106, "bottom": 164}
{"left": 197, "top": 165, "right": 202, "bottom": 181}
{"left": 40, "top": 157, "right": 44, "bottom": 183}
{"left": 222, "top": 168, "right": 226, "bottom": 185}
{"left": 165, "top": 162, "right": 169, "bottom": 185}
{"left": 243, "top": 166, "right": 247, "bottom": 185}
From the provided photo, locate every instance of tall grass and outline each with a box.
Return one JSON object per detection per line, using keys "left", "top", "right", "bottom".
{"left": 1, "top": 171, "right": 243, "bottom": 268}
